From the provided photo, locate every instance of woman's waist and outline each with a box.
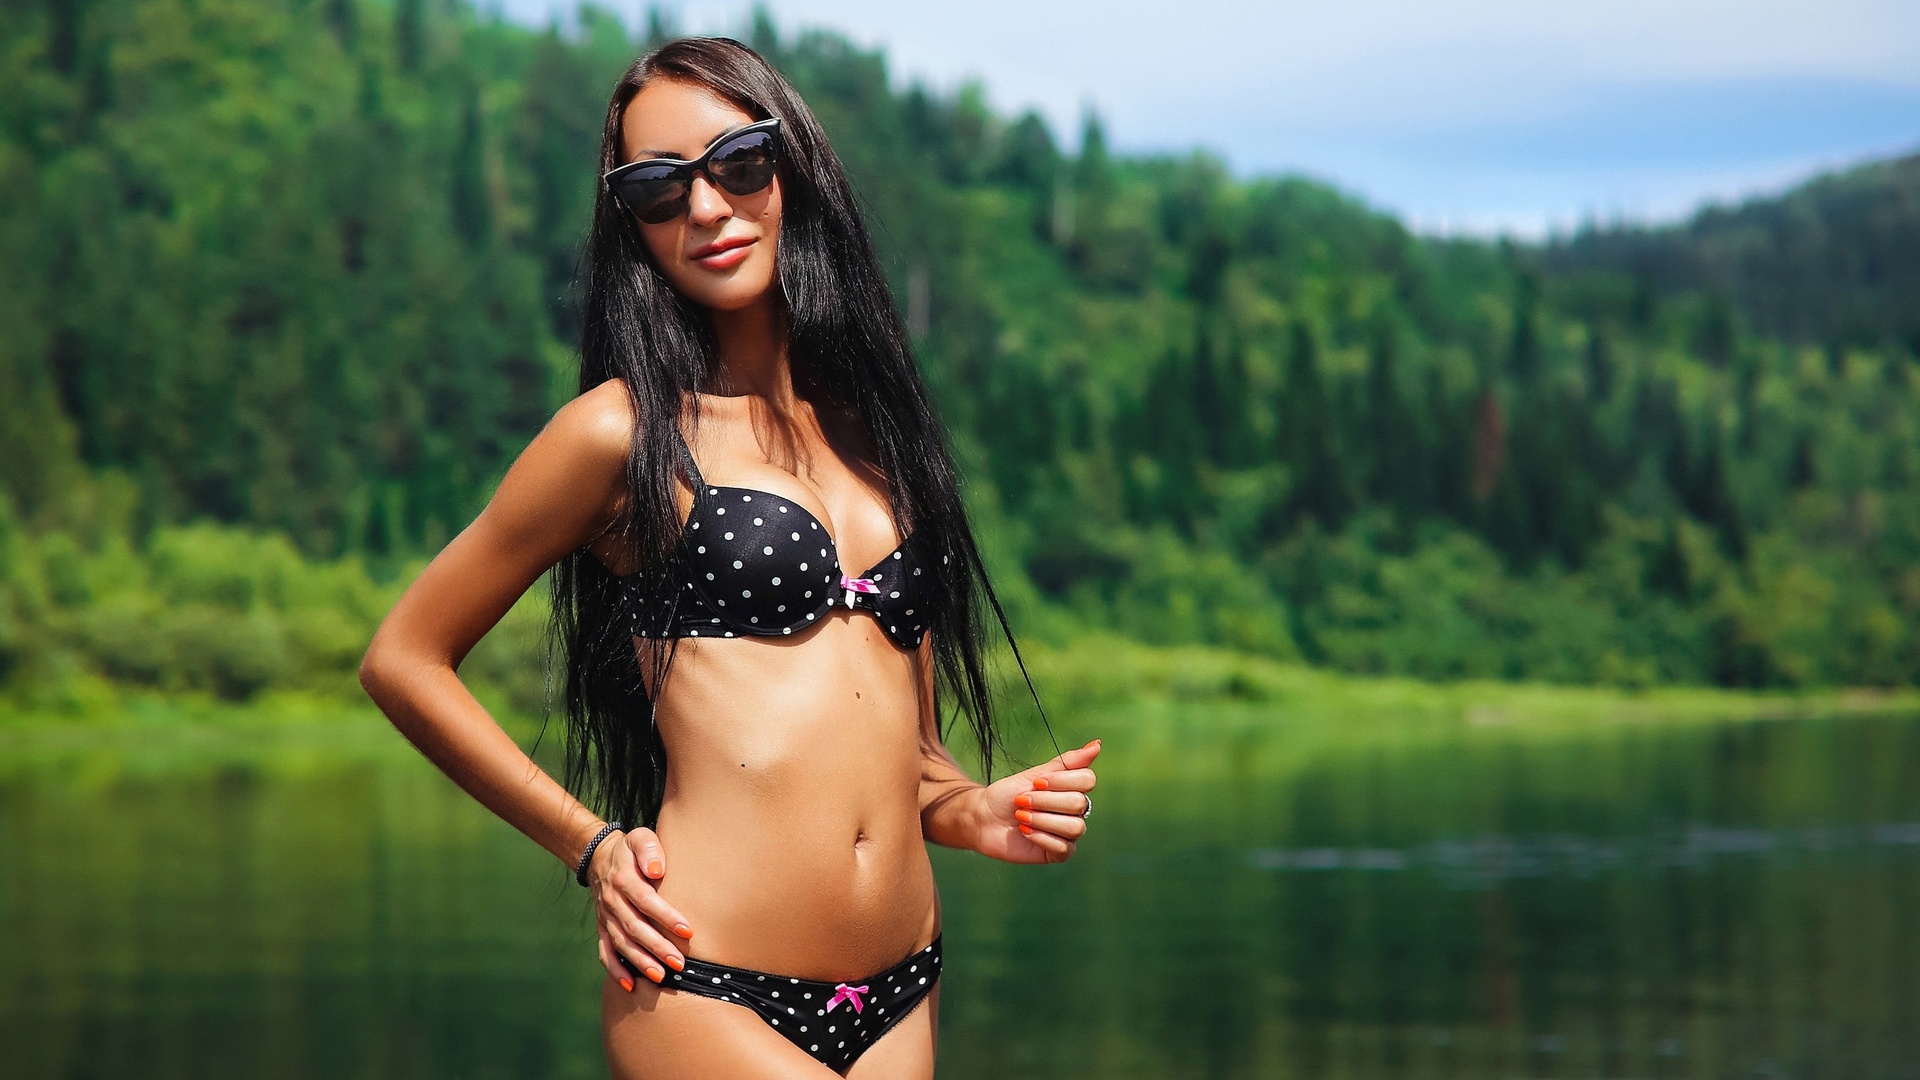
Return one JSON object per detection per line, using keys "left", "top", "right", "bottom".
{"left": 652, "top": 690, "right": 926, "bottom": 800}
{"left": 650, "top": 810, "right": 939, "bottom": 979}
{"left": 652, "top": 793, "right": 929, "bottom": 894}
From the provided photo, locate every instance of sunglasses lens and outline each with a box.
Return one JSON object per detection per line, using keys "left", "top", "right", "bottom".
{"left": 608, "top": 124, "right": 778, "bottom": 224}
{"left": 613, "top": 163, "right": 691, "bottom": 224}
{"left": 707, "top": 129, "right": 778, "bottom": 197}
{"left": 633, "top": 188, "right": 689, "bottom": 225}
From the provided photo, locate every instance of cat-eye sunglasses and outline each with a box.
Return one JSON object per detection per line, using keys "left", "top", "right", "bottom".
{"left": 604, "top": 118, "right": 782, "bottom": 225}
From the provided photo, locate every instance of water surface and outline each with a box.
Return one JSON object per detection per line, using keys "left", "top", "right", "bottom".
{"left": 3, "top": 707, "right": 1917, "bottom": 1079}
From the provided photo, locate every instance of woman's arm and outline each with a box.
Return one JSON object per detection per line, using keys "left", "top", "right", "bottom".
{"left": 358, "top": 380, "right": 693, "bottom": 989}
{"left": 360, "top": 380, "right": 634, "bottom": 868}
{"left": 914, "top": 637, "right": 1100, "bottom": 863}
{"left": 917, "top": 667, "right": 991, "bottom": 852}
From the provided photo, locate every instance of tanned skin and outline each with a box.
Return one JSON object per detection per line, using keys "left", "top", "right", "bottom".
{"left": 359, "top": 77, "right": 1100, "bottom": 1079}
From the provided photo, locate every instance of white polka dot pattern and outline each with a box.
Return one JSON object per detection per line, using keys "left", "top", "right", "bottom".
{"left": 625, "top": 474, "right": 936, "bottom": 650}
{"left": 657, "top": 937, "right": 942, "bottom": 1073}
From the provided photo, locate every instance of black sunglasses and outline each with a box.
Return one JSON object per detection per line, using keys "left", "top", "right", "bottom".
{"left": 603, "top": 118, "right": 783, "bottom": 225}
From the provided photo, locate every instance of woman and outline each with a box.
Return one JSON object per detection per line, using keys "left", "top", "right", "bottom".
{"left": 359, "top": 36, "right": 1100, "bottom": 1079}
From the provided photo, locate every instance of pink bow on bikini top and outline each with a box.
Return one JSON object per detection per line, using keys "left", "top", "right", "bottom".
{"left": 826, "top": 983, "right": 870, "bottom": 1013}
{"left": 839, "top": 575, "right": 880, "bottom": 607}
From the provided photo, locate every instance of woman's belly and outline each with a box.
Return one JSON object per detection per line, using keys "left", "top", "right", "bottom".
{"left": 641, "top": 614, "right": 941, "bottom": 980}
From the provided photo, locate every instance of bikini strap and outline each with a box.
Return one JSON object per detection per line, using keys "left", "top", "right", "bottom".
{"left": 667, "top": 421, "right": 707, "bottom": 490}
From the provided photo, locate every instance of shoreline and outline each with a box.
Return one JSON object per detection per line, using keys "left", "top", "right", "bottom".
{"left": 6, "top": 635, "right": 1915, "bottom": 748}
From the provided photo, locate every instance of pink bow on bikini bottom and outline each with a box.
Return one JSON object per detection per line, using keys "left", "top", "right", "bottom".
{"left": 826, "top": 983, "right": 869, "bottom": 1013}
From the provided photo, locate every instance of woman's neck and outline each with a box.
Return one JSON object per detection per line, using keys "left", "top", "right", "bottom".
{"left": 707, "top": 297, "right": 795, "bottom": 407}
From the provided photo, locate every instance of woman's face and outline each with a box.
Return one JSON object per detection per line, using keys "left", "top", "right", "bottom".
{"left": 619, "top": 78, "right": 783, "bottom": 313}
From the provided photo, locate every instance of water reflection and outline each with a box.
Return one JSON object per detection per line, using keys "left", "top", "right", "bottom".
{"left": 1248, "top": 818, "right": 1920, "bottom": 879}
{"left": 4, "top": 709, "right": 1919, "bottom": 1079}
{"left": 937, "top": 710, "right": 1920, "bottom": 1080}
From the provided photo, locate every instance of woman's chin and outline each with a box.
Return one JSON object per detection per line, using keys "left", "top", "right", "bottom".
{"left": 677, "top": 272, "right": 778, "bottom": 312}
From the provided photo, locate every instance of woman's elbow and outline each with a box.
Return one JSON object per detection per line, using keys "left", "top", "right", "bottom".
{"left": 357, "top": 645, "right": 388, "bottom": 701}
{"left": 359, "top": 636, "right": 458, "bottom": 733}
{"left": 358, "top": 638, "right": 409, "bottom": 714}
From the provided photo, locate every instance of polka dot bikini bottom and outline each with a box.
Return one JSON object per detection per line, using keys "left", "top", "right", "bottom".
{"left": 665, "top": 937, "right": 942, "bottom": 1071}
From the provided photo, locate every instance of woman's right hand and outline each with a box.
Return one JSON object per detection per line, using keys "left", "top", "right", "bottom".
{"left": 589, "top": 826, "right": 696, "bottom": 991}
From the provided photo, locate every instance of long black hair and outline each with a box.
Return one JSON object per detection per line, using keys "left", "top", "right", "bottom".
{"left": 551, "top": 37, "right": 1044, "bottom": 829}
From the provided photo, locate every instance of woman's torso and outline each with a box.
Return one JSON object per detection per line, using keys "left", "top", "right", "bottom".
{"left": 614, "top": 397, "right": 940, "bottom": 980}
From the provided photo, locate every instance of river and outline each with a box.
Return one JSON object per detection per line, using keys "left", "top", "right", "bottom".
{"left": 4, "top": 704, "right": 1917, "bottom": 1078}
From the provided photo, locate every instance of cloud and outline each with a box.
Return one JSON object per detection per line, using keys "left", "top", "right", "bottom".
{"left": 498, "top": 0, "right": 1920, "bottom": 232}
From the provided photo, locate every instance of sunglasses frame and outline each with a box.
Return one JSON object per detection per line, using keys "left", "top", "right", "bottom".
{"left": 603, "top": 117, "right": 784, "bottom": 223}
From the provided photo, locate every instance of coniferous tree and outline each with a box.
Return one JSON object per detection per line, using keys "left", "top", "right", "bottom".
{"left": 396, "top": 0, "right": 425, "bottom": 74}
{"left": 1276, "top": 323, "right": 1348, "bottom": 529}
{"left": 1583, "top": 324, "right": 1615, "bottom": 402}
{"left": 450, "top": 84, "right": 491, "bottom": 250}
{"left": 1192, "top": 327, "right": 1224, "bottom": 464}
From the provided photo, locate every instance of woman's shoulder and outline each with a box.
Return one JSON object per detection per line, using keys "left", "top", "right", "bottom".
{"left": 544, "top": 378, "right": 639, "bottom": 467}
{"left": 459, "top": 380, "right": 638, "bottom": 570}
{"left": 494, "top": 379, "right": 637, "bottom": 523}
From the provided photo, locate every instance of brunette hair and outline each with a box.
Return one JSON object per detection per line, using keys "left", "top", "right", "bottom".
{"left": 551, "top": 37, "right": 1044, "bottom": 828}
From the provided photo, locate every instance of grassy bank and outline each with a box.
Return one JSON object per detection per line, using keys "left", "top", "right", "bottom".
{"left": 1022, "top": 634, "right": 1920, "bottom": 730}
{"left": 8, "top": 634, "right": 1916, "bottom": 774}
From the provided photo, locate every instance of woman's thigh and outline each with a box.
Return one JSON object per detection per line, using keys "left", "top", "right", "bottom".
{"left": 843, "top": 983, "right": 938, "bottom": 1080}
{"left": 602, "top": 978, "right": 842, "bottom": 1080}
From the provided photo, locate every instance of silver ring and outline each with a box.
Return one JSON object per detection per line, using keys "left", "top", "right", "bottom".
{"left": 1080, "top": 795, "right": 1092, "bottom": 820}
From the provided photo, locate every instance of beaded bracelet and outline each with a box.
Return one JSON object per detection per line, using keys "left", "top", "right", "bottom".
{"left": 574, "top": 820, "right": 625, "bottom": 887}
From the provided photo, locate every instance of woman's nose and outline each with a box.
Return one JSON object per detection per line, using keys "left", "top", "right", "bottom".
{"left": 685, "top": 173, "right": 732, "bottom": 228}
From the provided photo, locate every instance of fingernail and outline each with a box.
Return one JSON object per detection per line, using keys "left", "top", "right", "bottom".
{"left": 646, "top": 859, "right": 664, "bottom": 878}
{"left": 665, "top": 954, "right": 684, "bottom": 971}
{"left": 619, "top": 977, "right": 634, "bottom": 993}
{"left": 674, "top": 922, "right": 693, "bottom": 939}
{"left": 1014, "top": 794, "right": 1032, "bottom": 808}
{"left": 1033, "top": 777, "right": 1049, "bottom": 790}
{"left": 647, "top": 966, "right": 664, "bottom": 983}
{"left": 1018, "top": 824, "right": 1034, "bottom": 835}
{"left": 1015, "top": 809, "right": 1033, "bottom": 824}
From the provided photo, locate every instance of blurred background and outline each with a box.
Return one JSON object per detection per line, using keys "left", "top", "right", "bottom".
{"left": 4, "top": 1, "right": 1920, "bottom": 1077}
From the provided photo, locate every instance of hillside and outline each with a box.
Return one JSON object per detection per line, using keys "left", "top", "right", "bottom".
{"left": 1545, "top": 151, "right": 1920, "bottom": 351}
{"left": 3, "top": 0, "right": 1917, "bottom": 703}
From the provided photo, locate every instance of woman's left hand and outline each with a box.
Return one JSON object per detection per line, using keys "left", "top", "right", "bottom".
{"left": 975, "top": 739, "right": 1100, "bottom": 864}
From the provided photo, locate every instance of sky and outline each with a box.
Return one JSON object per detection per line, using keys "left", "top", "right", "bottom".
{"left": 495, "top": 0, "right": 1920, "bottom": 238}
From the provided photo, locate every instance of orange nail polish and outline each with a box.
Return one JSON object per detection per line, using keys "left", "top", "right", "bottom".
{"left": 1015, "top": 809, "right": 1033, "bottom": 824}
{"left": 665, "top": 954, "right": 684, "bottom": 971}
{"left": 1018, "top": 824, "right": 1034, "bottom": 835}
{"left": 674, "top": 922, "right": 693, "bottom": 939}
{"left": 619, "top": 977, "right": 634, "bottom": 992}
{"left": 647, "top": 967, "right": 664, "bottom": 983}
{"left": 1033, "top": 777, "right": 1049, "bottom": 790}
{"left": 646, "top": 859, "right": 664, "bottom": 878}
{"left": 1015, "top": 793, "right": 1032, "bottom": 808}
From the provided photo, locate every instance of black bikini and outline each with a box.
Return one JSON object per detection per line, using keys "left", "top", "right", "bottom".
{"left": 618, "top": 425, "right": 944, "bottom": 1069}
{"left": 623, "top": 426, "right": 939, "bottom": 649}
{"left": 662, "top": 939, "right": 942, "bottom": 1071}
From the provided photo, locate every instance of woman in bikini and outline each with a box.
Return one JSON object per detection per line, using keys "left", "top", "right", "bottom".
{"left": 358, "top": 36, "right": 1100, "bottom": 1079}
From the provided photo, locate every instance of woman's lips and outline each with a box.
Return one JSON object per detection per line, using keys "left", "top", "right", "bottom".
{"left": 690, "top": 236, "right": 754, "bottom": 269}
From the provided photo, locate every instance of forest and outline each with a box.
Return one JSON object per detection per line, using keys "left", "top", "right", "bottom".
{"left": 4, "top": 0, "right": 1919, "bottom": 712}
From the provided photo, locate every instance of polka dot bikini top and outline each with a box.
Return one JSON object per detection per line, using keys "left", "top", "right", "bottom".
{"left": 622, "top": 427, "right": 938, "bottom": 650}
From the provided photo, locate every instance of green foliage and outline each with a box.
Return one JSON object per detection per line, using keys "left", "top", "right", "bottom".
{"left": 0, "top": 512, "right": 548, "bottom": 712}
{"left": 2, "top": 0, "right": 555, "bottom": 554}
{"left": 1547, "top": 152, "right": 1920, "bottom": 353}
{"left": 2, "top": 0, "right": 1917, "bottom": 701}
